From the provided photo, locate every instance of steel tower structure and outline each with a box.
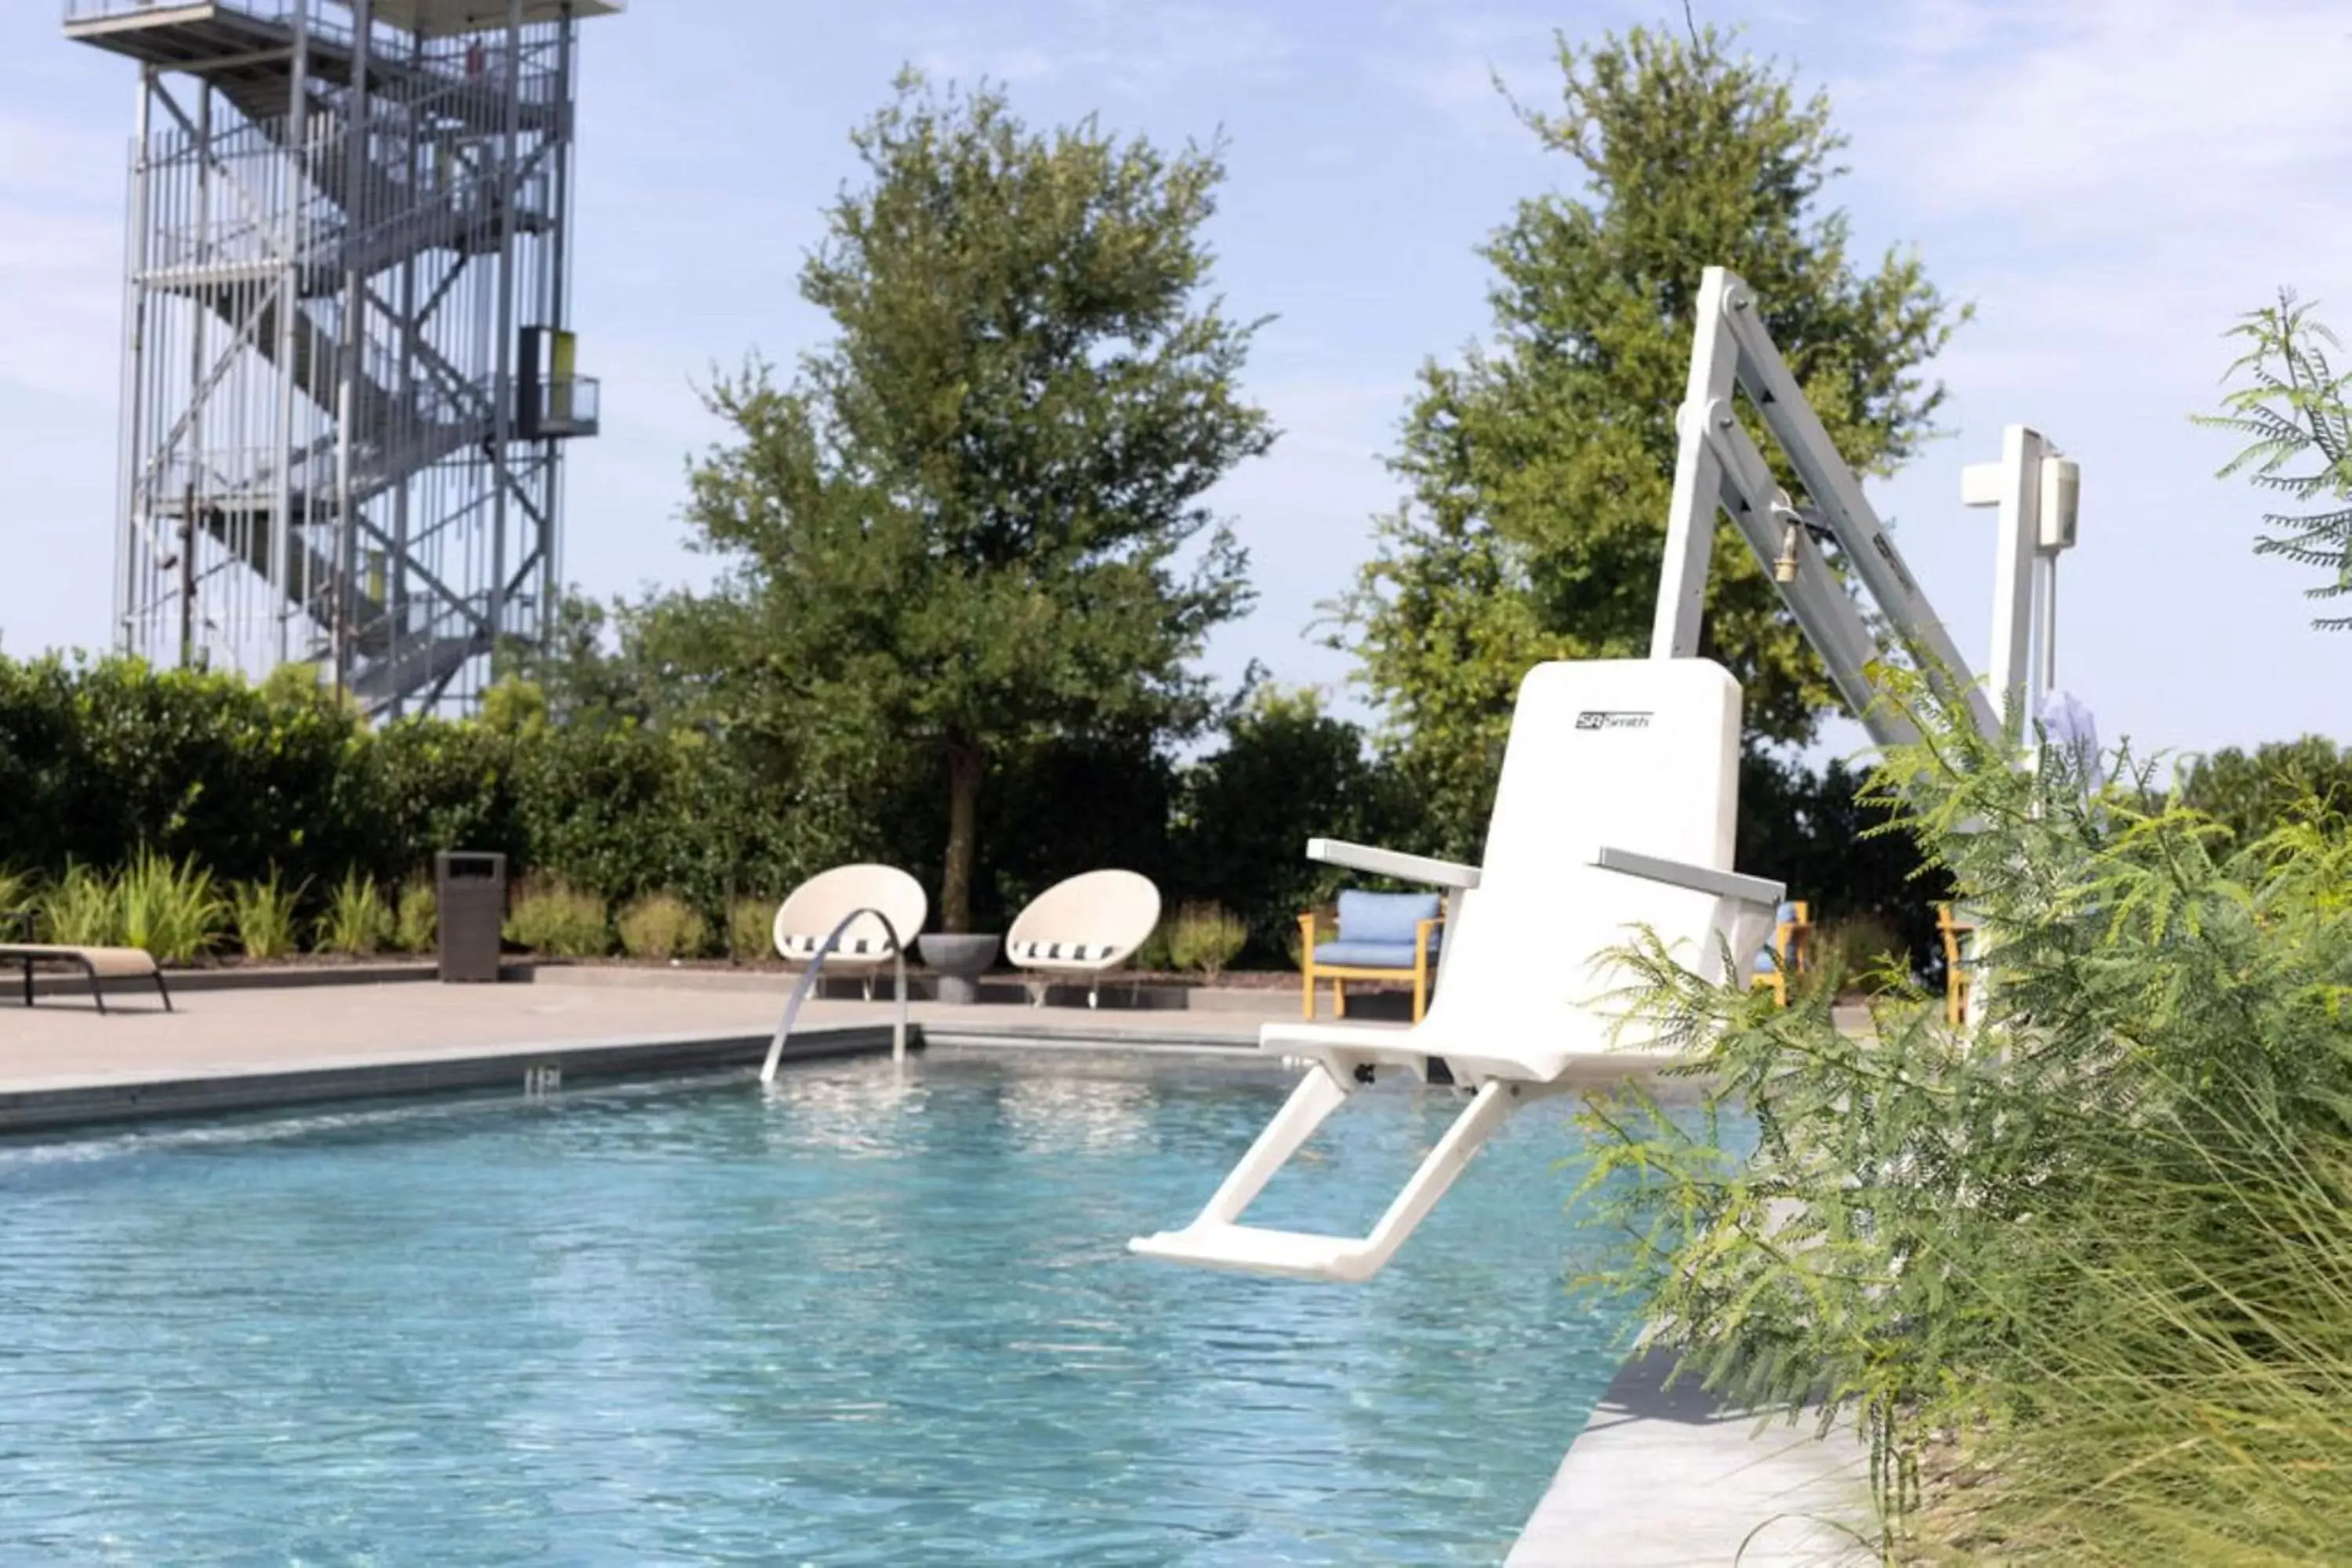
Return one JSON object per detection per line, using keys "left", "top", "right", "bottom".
{"left": 64, "top": 0, "right": 614, "bottom": 716}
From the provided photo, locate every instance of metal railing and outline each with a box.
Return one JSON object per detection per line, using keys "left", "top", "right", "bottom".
{"left": 521, "top": 376, "right": 598, "bottom": 438}
{"left": 63, "top": 0, "right": 354, "bottom": 45}
{"left": 759, "top": 909, "right": 909, "bottom": 1083}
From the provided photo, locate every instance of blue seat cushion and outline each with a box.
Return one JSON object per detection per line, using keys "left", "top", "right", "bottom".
{"left": 1335, "top": 889, "right": 1443, "bottom": 946}
{"left": 1755, "top": 902, "right": 1802, "bottom": 973}
{"left": 1314, "top": 940, "right": 1426, "bottom": 971}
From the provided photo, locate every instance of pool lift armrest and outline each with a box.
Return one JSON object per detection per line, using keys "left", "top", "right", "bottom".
{"left": 1591, "top": 846, "right": 1783, "bottom": 909}
{"left": 1305, "top": 837, "right": 1481, "bottom": 890}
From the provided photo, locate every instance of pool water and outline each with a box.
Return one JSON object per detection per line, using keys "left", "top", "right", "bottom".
{"left": 0, "top": 1053, "right": 1645, "bottom": 1564}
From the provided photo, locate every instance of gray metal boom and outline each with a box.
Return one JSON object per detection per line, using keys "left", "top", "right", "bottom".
{"left": 1650, "top": 267, "right": 2003, "bottom": 748}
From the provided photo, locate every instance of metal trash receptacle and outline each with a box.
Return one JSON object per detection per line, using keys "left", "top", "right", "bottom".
{"left": 435, "top": 851, "right": 507, "bottom": 982}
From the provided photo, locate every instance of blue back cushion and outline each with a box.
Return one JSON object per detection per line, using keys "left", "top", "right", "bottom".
{"left": 1755, "top": 902, "right": 1802, "bottom": 974}
{"left": 1337, "top": 889, "right": 1442, "bottom": 946}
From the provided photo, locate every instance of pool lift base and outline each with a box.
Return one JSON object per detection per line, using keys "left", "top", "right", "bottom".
{"left": 1132, "top": 263, "right": 2085, "bottom": 1284}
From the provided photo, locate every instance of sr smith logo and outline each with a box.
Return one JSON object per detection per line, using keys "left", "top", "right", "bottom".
{"left": 1573, "top": 710, "right": 1653, "bottom": 731}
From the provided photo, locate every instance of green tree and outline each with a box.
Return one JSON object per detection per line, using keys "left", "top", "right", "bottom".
{"left": 2202, "top": 289, "right": 2352, "bottom": 629}
{"left": 667, "top": 74, "right": 1272, "bottom": 930}
{"left": 1172, "top": 683, "right": 1401, "bottom": 956}
{"left": 2176, "top": 733, "right": 2352, "bottom": 845}
{"left": 1336, "top": 26, "right": 1962, "bottom": 853}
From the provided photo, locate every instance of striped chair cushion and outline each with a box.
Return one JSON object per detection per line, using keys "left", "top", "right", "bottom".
{"left": 1011, "top": 941, "right": 1117, "bottom": 963}
{"left": 783, "top": 933, "right": 891, "bottom": 959}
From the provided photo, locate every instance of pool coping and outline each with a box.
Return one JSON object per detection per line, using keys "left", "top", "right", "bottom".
{"left": 0, "top": 1022, "right": 907, "bottom": 1136}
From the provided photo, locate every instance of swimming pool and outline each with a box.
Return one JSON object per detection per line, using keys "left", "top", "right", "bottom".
{"left": 0, "top": 1051, "right": 1642, "bottom": 1563}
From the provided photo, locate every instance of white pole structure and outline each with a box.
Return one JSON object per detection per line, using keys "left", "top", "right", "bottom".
{"left": 1962, "top": 428, "right": 2080, "bottom": 729}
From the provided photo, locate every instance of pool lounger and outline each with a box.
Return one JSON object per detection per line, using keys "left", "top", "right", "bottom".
{"left": 2, "top": 943, "right": 173, "bottom": 1014}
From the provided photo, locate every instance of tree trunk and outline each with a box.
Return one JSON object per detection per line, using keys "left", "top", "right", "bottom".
{"left": 942, "top": 736, "right": 982, "bottom": 933}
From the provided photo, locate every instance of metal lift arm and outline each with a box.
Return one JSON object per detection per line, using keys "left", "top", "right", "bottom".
{"left": 1650, "top": 267, "right": 2003, "bottom": 749}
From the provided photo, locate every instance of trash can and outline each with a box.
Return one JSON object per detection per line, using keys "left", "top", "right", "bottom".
{"left": 435, "top": 851, "right": 507, "bottom": 982}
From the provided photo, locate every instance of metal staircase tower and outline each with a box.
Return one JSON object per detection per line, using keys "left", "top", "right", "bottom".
{"left": 64, "top": 0, "right": 614, "bottom": 717}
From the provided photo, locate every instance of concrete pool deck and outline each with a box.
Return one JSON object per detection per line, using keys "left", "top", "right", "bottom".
{"left": 0, "top": 971, "right": 1299, "bottom": 1132}
{"left": 1508, "top": 1356, "right": 1875, "bottom": 1566}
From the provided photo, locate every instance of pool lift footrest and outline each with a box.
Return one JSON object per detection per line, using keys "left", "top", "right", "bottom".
{"left": 1127, "top": 1054, "right": 1527, "bottom": 1283}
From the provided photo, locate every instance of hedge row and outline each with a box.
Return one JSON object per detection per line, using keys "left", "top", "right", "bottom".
{"left": 0, "top": 652, "right": 2048, "bottom": 975}
{"left": 0, "top": 655, "right": 1396, "bottom": 956}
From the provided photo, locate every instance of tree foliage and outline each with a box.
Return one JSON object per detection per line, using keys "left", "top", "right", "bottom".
{"left": 2202, "top": 289, "right": 2352, "bottom": 629}
{"left": 660, "top": 74, "right": 1272, "bottom": 929}
{"left": 2175, "top": 732, "right": 2352, "bottom": 846}
{"left": 1337, "top": 25, "right": 1962, "bottom": 853}
{"left": 1171, "top": 684, "right": 1406, "bottom": 958}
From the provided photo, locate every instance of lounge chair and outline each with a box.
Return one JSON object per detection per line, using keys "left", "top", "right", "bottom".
{"left": 770, "top": 864, "right": 927, "bottom": 1000}
{"left": 1006, "top": 869, "right": 1161, "bottom": 1007}
{"left": 1132, "top": 657, "right": 1784, "bottom": 1282}
{"left": 2, "top": 914, "right": 172, "bottom": 1014}
{"left": 1750, "top": 899, "right": 1811, "bottom": 1007}
{"left": 1937, "top": 901, "right": 1974, "bottom": 1027}
{"left": 1298, "top": 890, "right": 1444, "bottom": 1022}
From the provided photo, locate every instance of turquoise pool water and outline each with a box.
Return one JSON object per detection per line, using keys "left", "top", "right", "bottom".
{"left": 0, "top": 1053, "right": 1644, "bottom": 1564}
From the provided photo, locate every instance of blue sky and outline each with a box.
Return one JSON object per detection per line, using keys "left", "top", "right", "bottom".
{"left": 4, "top": 0, "right": 2348, "bottom": 764}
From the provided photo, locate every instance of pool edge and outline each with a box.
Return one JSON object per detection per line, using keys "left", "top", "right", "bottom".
{"left": 0, "top": 1024, "right": 909, "bottom": 1136}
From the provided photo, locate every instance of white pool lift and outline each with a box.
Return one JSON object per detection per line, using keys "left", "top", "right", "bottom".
{"left": 1130, "top": 265, "right": 2083, "bottom": 1283}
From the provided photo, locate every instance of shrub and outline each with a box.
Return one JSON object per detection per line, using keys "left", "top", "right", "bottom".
{"left": 315, "top": 869, "right": 392, "bottom": 956}
{"left": 40, "top": 864, "right": 120, "bottom": 947}
{"left": 505, "top": 879, "right": 609, "bottom": 958}
{"left": 1570, "top": 670, "right": 2352, "bottom": 1551}
{"left": 616, "top": 891, "right": 707, "bottom": 960}
{"left": 1809, "top": 913, "right": 1907, "bottom": 995}
{"left": 1132, "top": 922, "right": 1172, "bottom": 973}
{"left": 232, "top": 871, "right": 306, "bottom": 961}
{"left": 0, "top": 867, "right": 34, "bottom": 935}
{"left": 1170, "top": 685, "right": 1404, "bottom": 963}
{"left": 1910, "top": 1105, "right": 2352, "bottom": 1563}
{"left": 727, "top": 896, "right": 775, "bottom": 963}
{"left": 1165, "top": 901, "right": 1248, "bottom": 980}
{"left": 394, "top": 879, "right": 437, "bottom": 954}
{"left": 118, "top": 850, "right": 227, "bottom": 962}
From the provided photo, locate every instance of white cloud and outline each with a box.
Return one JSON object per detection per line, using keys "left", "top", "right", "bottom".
{"left": 1857, "top": 0, "right": 2352, "bottom": 229}
{"left": 892, "top": 2, "right": 1297, "bottom": 101}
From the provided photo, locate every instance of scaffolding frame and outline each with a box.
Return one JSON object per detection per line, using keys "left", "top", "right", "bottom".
{"left": 67, "top": 0, "right": 608, "bottom": 717}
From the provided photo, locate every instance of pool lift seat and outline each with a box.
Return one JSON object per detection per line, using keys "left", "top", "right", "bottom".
{"left": 1128, "top": 657, "right": 1784, "bottom": 1283}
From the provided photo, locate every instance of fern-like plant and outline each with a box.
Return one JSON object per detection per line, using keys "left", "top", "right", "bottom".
{"left": 2201, "top": 289, "right": 2352, "bottom": 629}
{"left": 1570, "top": 666, "right": 2352, "bottom": 1553}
